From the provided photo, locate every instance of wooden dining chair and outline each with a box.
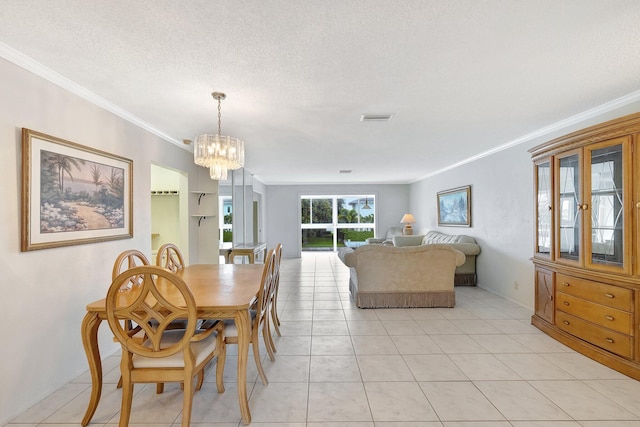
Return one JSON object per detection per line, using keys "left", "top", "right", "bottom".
{"left": 269, "top": 243, "right": 283, "bottom": 339}
{"left": 106, "top": 265, "right": 226, "bottom": 427}
{"left": 112, "top": 249, "right": 190, "bottom": 391}
{"left": 261, "top": 244, "right": 282, "bottom": 357}
{"left": 112, "top": 250, "right": 150, "bottom": 389}
{"left": 112, "top": 249, "right": 150, "bottom": 290}
{"left": 156, "top": 243, "right": 185, "bottom": 272}
{"left": 224, "top": 248, "right": 276, "bottom": 385}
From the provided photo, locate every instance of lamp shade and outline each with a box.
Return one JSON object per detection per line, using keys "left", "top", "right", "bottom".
{"left": 400, "top": 213, "right": 416, "bottom": 224}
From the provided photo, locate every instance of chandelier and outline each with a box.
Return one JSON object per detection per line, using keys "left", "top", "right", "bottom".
{"left": 193, "top": 92, "right": 245, "bottom": 180}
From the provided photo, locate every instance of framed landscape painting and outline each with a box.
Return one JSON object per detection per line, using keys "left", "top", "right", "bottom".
{"left": 21, "top": 128, "right": 133, "bottom": 251}
{"left": 437, "top": 185, "right": 471, "bottom": 227}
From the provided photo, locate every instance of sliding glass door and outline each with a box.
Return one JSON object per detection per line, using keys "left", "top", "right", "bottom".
{"left": 301, "top": 195, "right": 375, "bottom": 251}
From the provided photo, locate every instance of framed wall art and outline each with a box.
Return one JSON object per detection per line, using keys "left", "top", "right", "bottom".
{"left": 437, "top": 185, "right": 471, "bottom": 227}
{"left": 21, "top": 128, "right": 133, "bottom": 251}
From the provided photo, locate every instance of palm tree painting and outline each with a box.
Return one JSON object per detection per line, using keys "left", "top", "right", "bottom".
{"left": 39, "top": 150, "right": 126, "bottom": 233}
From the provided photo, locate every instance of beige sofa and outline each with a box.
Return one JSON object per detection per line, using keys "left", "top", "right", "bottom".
{"left": 393, "top": 230, "right": 480, "bottom": 285}
{"left": 338, "top": 244, "right": 465, "bottom": 308}
{"left": 365, "top": 226, "right": 403, "bottom": 245}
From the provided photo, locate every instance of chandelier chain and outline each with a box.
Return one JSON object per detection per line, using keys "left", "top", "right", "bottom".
{"left": 217, "top": 98, "right": 222, "bottom": 135}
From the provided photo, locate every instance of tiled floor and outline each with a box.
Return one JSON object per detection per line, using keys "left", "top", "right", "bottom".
{"left": 8, "top": 251, "right": 640, "bottom": 427}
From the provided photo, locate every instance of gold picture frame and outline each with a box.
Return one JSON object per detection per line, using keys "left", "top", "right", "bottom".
{"left": 437, "top": 185, "right": 471, "bottom": 227}
{"left": 21, "top": 128, "right": 133, "bottom": 251}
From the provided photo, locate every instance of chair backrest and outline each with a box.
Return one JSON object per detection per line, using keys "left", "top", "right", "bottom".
{"left": 256, "top": 249, "right": 276, "bottom": 318}
{"left": 272, "top": 243, "right": 282, "bottom": 290}
{"left": 106, "top": 265, "right": 197, "bottom": 358}
{"left": 156, "top": 243, "right": 185, "bottom": 273}
{"left": 112, "top": 249, "right": 150, "bottom": 290}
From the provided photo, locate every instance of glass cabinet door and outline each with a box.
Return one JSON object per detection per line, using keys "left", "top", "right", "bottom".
{"left": 584, "top": 137, "right": 631, "bottom": 273}
{"left": 534, "top": 159, "right": 552, "bottom": 258}
{"left": 555, "top": 150, "right": 582, "bottom": 265}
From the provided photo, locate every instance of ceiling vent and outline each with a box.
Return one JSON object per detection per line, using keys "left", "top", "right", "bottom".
{"left": 339, "top": 169, "right": 352, "bottom": 174}
{"left": 360, "top": 114, "right": 394, "bottom": 122}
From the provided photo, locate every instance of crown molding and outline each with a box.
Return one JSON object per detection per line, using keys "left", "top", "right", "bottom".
{"left": 0, "top": 42, "right": 185, "bottom": 149}
{"left": 412, "top": 89, "right": 640, "bottom": 183}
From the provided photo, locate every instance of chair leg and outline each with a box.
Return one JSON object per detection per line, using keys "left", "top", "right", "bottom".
{"left": 270, "top": 300, "right": 281, "bottom": 337}
{"left": 263, "top": 316, "right": 276, "bottom": 362}
{"left": 181, "top": 376, "right": 194, "bottom": 427}
{"left": 156, "top": 383, "right": 164, "bottom": 394}
{"left": 216, "top": 344, "right": 226, "bottom": 394}
{"left": 196, "top": 368, "right": 205, "bottom": 391}
{"left": 253, "top": 336, "right": 269, "bottom": 386}
{"left": 273, "top": 284, "right": 281, "bottom": 327}
{"left": 119, "top": 380, "right": 134, "bottom": 427}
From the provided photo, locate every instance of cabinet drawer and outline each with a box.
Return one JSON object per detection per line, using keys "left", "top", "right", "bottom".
{"left": 556, "top": 273, "right": 633, "bottom": 311}
{"left": 555, "top": 310, "right": 632, "bottom": 358}
{"left": 556, "top": 292, "right": 633, "bottom": 335}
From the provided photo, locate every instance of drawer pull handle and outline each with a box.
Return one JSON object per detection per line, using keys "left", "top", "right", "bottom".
{"left": 563, "top": 282, "right": 570, "bottom": 287}
{"left": 605, "top": 315, "right": 615, "bottom": 321}
{"left": 563, "top": 320, "right": 570, "bottom": 325}
{"left": 563, "top": 301, "right": 570, "bottom": 306}
{"left": 606, "top": 338, "right": 614, "bottom": 343}
{"left": 604, "top": 293, "right": 615, "bottom": 299}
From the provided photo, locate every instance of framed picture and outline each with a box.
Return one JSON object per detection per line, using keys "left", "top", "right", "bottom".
{"left": 21, "top": 128, "right": 133, "bottom": 251}
{"left": 437, "top": 185, "right": 471, "bottom": 227}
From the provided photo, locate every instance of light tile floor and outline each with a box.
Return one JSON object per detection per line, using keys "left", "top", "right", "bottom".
{"left": 8, "top": 252, "right": 640, "bottom": 427}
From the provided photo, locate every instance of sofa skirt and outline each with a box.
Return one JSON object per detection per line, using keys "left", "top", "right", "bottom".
{"left": 454, "top": 273, "right": 476, "bottom": 286}
{"left": 352, "top": 289, "right": 455, "bottom": 309}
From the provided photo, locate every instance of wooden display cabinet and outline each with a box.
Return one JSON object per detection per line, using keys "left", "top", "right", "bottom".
{"left": 530, "top": 112, "right": 640, "bottom": 379}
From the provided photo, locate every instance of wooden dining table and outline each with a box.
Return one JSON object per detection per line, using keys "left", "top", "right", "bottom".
{"left": 80, "top": 263, "right": 264, "bottom": 426}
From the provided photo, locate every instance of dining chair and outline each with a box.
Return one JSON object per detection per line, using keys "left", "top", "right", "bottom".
{"left": 156, "top": 243, "right": 185, "bottom": 272}
{"left": 112, "top": 250, "right": 150, "bottom": 389}
{"left": 112, "top": 249, "right": 150, "bottom": 290}
{"left": 269, "top": 243, "right": 283, "bottom": 339}
{"left": 106, "top": 265, "right": 226, "bottom": 427}
{"left": 224, "top": 248, "right": 276, "bottom": 385}
{"left": 261, "top": 244, "right": 282, "bottom": 357}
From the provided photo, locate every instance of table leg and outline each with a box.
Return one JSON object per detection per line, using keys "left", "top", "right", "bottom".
{"left": 81, "top": 312, "right": 103, "bottom": 426}
{"left": 235, "top": 309, "right": 252, "bottom": 425}
{"left": 248, "top": 252, "right": 255, "bottom": 264}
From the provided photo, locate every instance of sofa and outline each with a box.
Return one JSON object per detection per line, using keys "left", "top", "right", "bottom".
{"left": 390, "top": 230, "right": 480, "bottom": 285}
{"left": 365, "top": 226, "right": 403, "bottom": 245}
{"left": 338, "top": 244, "right": 465, "bottom": 308}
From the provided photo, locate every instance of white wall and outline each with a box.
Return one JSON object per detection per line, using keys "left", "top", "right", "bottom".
{"left": 265, "top": 184, "right": 410, "bottom": 258}
{"left": 0, "top": 58, "right": 205, "bottom": 424}
{"left": 410, "top": 143, "right": 535, "bottom": 307}
{"left": 410, "top": 102, "right": 640, "bottom": 309}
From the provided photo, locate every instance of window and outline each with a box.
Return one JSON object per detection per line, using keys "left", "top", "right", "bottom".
{"left": 300, "top": 195, "right": 375, "bottom": 251}
{"left": 219, "top": 196, "right": 232, "bottom": 243}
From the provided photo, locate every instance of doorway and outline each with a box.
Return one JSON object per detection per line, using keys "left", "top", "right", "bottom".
{"left": 150, "top": 164, "right": 189, "bottom": 261}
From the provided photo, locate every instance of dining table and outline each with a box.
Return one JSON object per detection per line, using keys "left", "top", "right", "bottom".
{"left": 80, "top": 263, "right": 264, "bottom": 426}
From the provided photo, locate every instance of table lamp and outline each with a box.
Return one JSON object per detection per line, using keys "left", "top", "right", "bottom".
{"left": 400, "top": 213, "right": 416, "bottom": 235}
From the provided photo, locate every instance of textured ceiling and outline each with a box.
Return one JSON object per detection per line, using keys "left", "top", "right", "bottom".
{"left": 1, "top": 1, "right": 640, "bottom": 184}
